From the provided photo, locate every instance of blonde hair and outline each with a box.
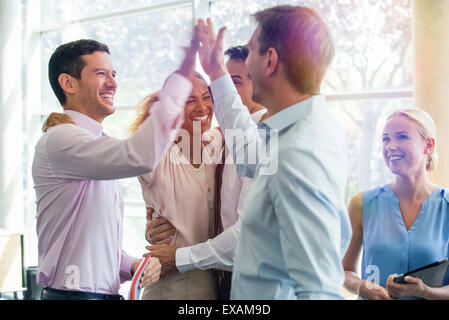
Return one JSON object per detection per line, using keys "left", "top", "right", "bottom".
{"left": 387, "top": 108, "right": 438, "bottom": 171}
{"left": 129, "top": 90, "right": 161, "bottom": 135}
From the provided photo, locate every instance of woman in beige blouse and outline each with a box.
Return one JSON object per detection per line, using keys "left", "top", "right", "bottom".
{"left": 130, "top": 73, "right": 222, "bottom": 299}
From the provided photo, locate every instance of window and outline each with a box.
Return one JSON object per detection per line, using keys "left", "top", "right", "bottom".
{"left": 209, "top": 1, "right": 411, "bottom": 299}
{"left": 41, "top": 0, "right": 177, "bottom": 26}
{"left": 211, "top": 0, "right": 413, "bottom": 196}
{"left": 40, "top": 5, "right": 192, "bottom": 112}
{"left": 22, "top": 0, "right": 412, "bottom": 282}
{"left": 23, "top": 0, "right": 197, "bottom": 267}
{"left": 40, "top": 8, "right": 194, "bottom": 252}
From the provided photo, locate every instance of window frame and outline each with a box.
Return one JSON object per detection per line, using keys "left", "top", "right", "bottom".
{"left": 27, "top": 0, "right": 414, "bottom": 211}
{"left": 22, "top": 0, "right": 413, "bottom": 266}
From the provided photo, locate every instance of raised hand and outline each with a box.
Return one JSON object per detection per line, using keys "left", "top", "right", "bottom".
{"left": 196, "top": 18, "right": 228, "bottom": 80}
{"left": 176, "top": 24, "right": 201, "bottom": 79}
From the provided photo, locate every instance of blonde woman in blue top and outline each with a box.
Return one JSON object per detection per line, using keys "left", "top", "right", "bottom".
{"left": 343, "top": 108, "right": 449, "bottom": 300}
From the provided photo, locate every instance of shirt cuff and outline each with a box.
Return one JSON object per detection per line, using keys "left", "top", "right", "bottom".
{"left": 120, "top": 251, "right": 137, "bottom": 283}
{"left": 162, "top": 72, "right": 192, "bottom": 109}
{"left": 153, "top": 72, "right": 192, "bottom": 132}
{"left": 210, "top": 74, "right": 238, "bottom": 102}
{"left": 175, "top": 246, "right": 194, "bottom": 273}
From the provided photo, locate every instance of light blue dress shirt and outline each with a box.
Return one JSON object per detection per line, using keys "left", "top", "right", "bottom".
{"left": 362, "top": 184, "right": 449, "bottom": 290}
{"left": 210, "top": 75, "right": 352, "bottom": 299}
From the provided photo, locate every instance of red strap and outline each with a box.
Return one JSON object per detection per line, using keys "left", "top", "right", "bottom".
{"left": 130, "top": 254, "right": 151, "bottom": 300}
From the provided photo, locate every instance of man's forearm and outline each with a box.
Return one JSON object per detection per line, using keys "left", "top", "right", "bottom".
{"left": 176, "top": 220, "right": 240, "bottom": 272}
{"left": 210, "top": 75, "right": 261, "bottom": 178}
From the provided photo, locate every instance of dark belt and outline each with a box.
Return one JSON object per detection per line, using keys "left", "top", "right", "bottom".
{"left": 41, "top": 287, "right": 124, "bottom": 300}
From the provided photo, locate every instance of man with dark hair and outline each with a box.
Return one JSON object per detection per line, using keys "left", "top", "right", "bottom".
{"left": 224, "top": 45, "right": 248, "bottom": 60}
{"left": 224, "top": 45, "right": 265, "bottom": 115}
{"left": 48, "top": 39, "right": 110, "bottom": 106}
{"left": 144, "top": 45, "right": 267, "bottom": 300}
{"left": 33, "top": 37, "right": 199, "bottom": 300}
{"left": 196, "top": 5, "right": 352, "bottom": 299}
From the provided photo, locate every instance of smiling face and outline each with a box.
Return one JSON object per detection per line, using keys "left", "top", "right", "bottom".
{"left": 181, "top": 77, "right": 213, "bottom": 135}
{"left": 226, "top": 59, "right": 254, "bottom": 108}
{"left": 382, "top": 115, "right": 432, "bottom": 176}
{"left": 75, "top": 51, "right": 117, "bottom": 122}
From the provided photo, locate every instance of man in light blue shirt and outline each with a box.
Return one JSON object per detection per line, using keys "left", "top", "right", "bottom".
{"left": 196, "top": 5, "right": 352, "bottom": 299}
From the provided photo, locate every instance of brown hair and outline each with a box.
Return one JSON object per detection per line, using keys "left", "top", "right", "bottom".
{"left": 387, "top": 108, "right": 438, "bottom": 171}
{"left": 49, "top": 39, "right": 110, "bottom": 106}
{"left": 253, "top": 5, "right": 334, "bottom": 94}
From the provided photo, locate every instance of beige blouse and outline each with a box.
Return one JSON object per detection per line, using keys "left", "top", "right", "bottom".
{"left": 138, "top": 128, "right": 223, "bottom": 248}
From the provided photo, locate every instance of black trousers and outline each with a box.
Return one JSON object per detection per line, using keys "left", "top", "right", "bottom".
{"left": 216, "top": 271, "right": 233, "bottom": 300}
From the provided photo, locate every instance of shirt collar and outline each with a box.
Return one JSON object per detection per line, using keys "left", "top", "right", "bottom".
{"left": 250, "top": 109, "right": 268, "bottom": 123}
{"left": 259, "top": 95, "right": 325, "bottom": 131}
{"left": 63, "top": 110, "right": 103, "bottom": 137}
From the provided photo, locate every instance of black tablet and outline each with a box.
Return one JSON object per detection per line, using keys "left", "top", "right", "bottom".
{"left": 393, "top": 258, "right": 449, "bottom": 287}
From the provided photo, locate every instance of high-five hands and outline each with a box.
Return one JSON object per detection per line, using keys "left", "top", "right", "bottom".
{"left": 196, "top": 18, "right": 228, "bottom": 81}
{"left": 177, "top": 18, "right": 228, "bottom": 81}
{"left": 176, "top": 23, "right": 201, "bottom": 79}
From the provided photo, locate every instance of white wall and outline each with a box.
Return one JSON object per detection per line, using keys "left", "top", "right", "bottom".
{"left": 0, "top": 0, "right": 24, "bottom": 232}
